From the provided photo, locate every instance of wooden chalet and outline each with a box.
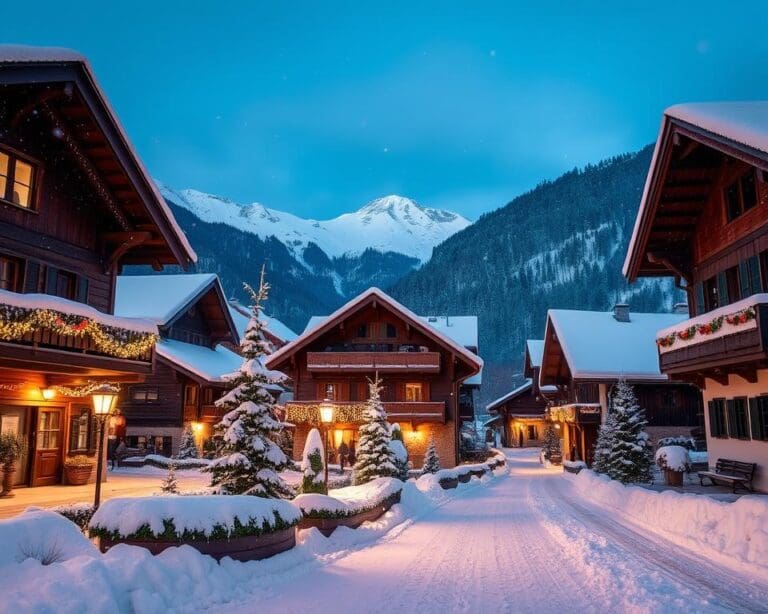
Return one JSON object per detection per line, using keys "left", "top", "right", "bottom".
{"left": 265, "top": 287, "right": 483, "bottom": 468}
{"left": 486, "top": 340, "right": 549, "bottom": 447}
{"left": 114, "top": 274, "right": 249, "bottom": 454}
{"left": 624, "top": 101, "right": 768, "bottom": 491}
{"left": 227, "top": 298, "right": 297, "bottom": 354}
{"left": 0, "top": 46, "right": 195, "bottom": 487}
{"left": 539, "top": 305, "right": 701, "bottom": 465}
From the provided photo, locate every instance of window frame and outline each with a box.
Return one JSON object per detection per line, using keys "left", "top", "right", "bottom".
{"left": 724, "top": 169, "right": 759, "bottom": 223}
{"left": 708, "top": 398, "right": 728, "bottom": 438}
{"left": 405, "top": 382, "right": 424, "bottom": 402}
{"left": 68, "top": 406, "right": 96, "bottom": 454}
{"left": 0, "top": 145, "right": 40, "bottom": 212}
{"left": 0, "top": 254, "right": 23, "bottom": 292}
{"left": 130, "top": 386, "right": 160, "bottom": 404}
{"left": 727, "top": 397, "right": 751, "bottom": 440}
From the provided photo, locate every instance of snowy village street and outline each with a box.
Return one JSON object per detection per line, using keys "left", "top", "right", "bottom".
{"left": 226, "top": 449, "right": 768, "bottom": 614}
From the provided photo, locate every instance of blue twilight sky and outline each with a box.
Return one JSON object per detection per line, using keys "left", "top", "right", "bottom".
{"left": 2, "top": 2, "right": 768, "bottom": 220}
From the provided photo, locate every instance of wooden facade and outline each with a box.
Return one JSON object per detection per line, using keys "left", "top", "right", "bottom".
{"left": 266, "top": 288, "right": 482, "bottom": 468}
{"left": 624, "top": 103, "right": 768, "bottom": 491}
{"left": 0, "top": 50, "right": 194, "bottom": 487}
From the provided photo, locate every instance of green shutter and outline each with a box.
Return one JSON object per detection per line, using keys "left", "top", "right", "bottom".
{"left": 749, "top": 256, "right": 762, "bottom": 294}
{"left": 717, "top": 272, "right": 729, "bottom": 306}
{"left": 695, "top": 283, "right": 706, "bottom": 315}
{"left": 749, "top": 398, "right": 763, "bottom": 441}
{"left": 76, "top": 277, "right": 89, "bottom": 304}
{"left": 739, "top": 260, "right": 751, "bottom": 299}
{"left": 708, "top": 400, "right": 718, "bottom": 437}
{"left": 726, "top": 399, "right": 736, "bottom": 438}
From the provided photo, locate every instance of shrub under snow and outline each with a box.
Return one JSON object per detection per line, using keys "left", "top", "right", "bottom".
{"left": 294, "top": 477, "right": 403, "bottom": 519}
{"left": 301, "top": 428, "right": 325, "bottom": 494}
{"left": 654, "top": 445, "right": 690, "bottom": 472}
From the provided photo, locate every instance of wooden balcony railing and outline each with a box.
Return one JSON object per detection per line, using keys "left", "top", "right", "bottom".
{"left": 284, "top": 400, "right": 446, "bottom": 424}
{"left": 306, "top": 351, "right": 440, "bottom": 372}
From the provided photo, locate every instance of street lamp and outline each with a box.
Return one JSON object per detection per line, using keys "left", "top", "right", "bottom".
{"left": 319, "top": 399, "right": 335, "bottom": 494}
{"left": 91, "top": 384, "right": 119, "bottom": 509}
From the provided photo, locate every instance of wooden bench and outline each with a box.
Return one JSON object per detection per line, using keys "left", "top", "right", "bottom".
{"left": 698, "top": 459, "right": 757, "bottom": 493}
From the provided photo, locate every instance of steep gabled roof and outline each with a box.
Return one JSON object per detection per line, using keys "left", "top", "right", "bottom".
{"left": 155, "top": 339, "right": 243, "bottom": 385}
{"left": 526, "top": 340, "right": 544, "bottom": 368}
{"left": 486, "top": 380, "right": 533, "bottom": 412}
{"left": 266, "top": 287, "right": 482, "bottom": 377}
{"left": 229, "top": 302, "right": 297, "bottom": 347}
{"left": 0, "top": 45, "right": 196, "bottom": 269}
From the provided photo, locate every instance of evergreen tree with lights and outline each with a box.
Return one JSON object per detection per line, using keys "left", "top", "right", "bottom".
{"left": 421, "top": 435, "right": 441, "bottom": 474}
{"left": 541, "top": 424, "right": 561, "bottom": 461}
{"left": 177, "top": 424, "right": 199, "bottom": 460}
{"left": 354, "top": 377, "right": 397, "bottom": 485}
{"left": 204, "top": 267, "right": 293, "bottom": 497}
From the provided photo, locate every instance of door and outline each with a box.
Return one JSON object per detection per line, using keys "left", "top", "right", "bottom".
{"left": 32, "top": 408, "right": 63, "bottom": 486}
{"left": 0, "top": 406, "right": 30, "bottom": 486}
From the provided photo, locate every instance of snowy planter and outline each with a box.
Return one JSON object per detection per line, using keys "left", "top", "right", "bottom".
{"left": 295, "top": 477, "right": 402, "bottom": 536}
{"left": 89, "top": 496, "right": 302, "bottom": 562}
{"left": 435, "top": 463, "right": 491, "bottom": 489}
{"left": 563, "top": 460, "right": 587, "bottom": 474}
{"left": 655, "top": 446, "right": 690, "bottom": 487}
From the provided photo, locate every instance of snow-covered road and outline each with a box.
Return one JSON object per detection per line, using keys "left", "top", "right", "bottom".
{"left": 231, "top": 449, "right": 768, "bottom": 613}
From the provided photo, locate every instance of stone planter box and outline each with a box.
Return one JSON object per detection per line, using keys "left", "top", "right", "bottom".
{"left": 64, "top": 466, "right": 94, "bottom": 486}
{"left": 97, "top": 527, "right": 296, "bottom": 562}
{"left": 439, "top": 477, "right": 459, "bottom": 490}
{"left": 664, "top": 469, "right": 684, "bottom": 487}
{"left": 549, "top": 453, "right": 563, "bottom": 466}
{"left": 299, "top": 492, "right": 401, "bottom": 537}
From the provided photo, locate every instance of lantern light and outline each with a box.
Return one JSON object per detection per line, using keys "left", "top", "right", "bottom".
{"left": 41, "top": 387, "right": 56, "bottom": 400}
{"left": 319, "top": 399, "right": 335, "bottom": 424}
{"left": 192, "top": 422, "right": 204, "bottom": 433}
{"left": 91, "top": 384, "right": 119, "bottom": 416}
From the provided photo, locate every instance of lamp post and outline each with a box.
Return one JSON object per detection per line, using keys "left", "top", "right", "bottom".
{"left": 91, "top": 384, "right": 119, "bottom": 509}
{"left": 318, "top": 399, "right": 335, "bottom": 495}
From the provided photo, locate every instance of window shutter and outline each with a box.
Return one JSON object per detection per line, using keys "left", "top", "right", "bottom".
{"left": 749, "top": 256, "right": 762, "bottom": 294}
{"left": 726, "top": 399, "right": 736, "bottom": 438}
{"left": 739, "top": 260, "right": 751, "bottom": 299}
{"left": 695, "top": 283, "right": 705, "bottom": 316}
{"left": 45, "top": 267, "right": 58, "bottom": 295}
{"left": 76, "top": 276, "right": 89, "bottom": 304}
{"left": 749, "top": 398, "right": 762, "bottom": 441}
{"left": 708, "top": 400, "right": 718, "bottom": 436}
{"left": 717, "top": 272, "right": 729, "bottom": 306}
{"left": 23, "top": 261, "right": 40, "bottom": 293}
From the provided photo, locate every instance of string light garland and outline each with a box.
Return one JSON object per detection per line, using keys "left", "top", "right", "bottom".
{"left": 0, "top": 304, "right": 157, "bottom": 360}
{"left": 285, "top": 402, "right": 367, "bottom": 425}
{"left": 52, "top": 381, "right": 122, "bottom": 398}
{"left": 657, "top": 306, "right": 756, "bottom": 348}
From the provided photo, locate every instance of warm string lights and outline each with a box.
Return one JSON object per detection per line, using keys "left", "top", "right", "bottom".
{"left": 0, "top": 304, "right": 157, "bottom": 360}
{"left": 51, "top": 381, "right": 122, "bottom": 398}
{"left": 656, "top": 306, "right": 756, "bottom": 348}
{"left": 284, "top": 402, "right": 367, "bottom": 425}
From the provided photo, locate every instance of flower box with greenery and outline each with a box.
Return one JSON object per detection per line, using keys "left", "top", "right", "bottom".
{"left": 655, "top": 445, "right": 691, "bottom": 487}
{"left": 63, "top": 455, "right": 95, "bottom": 486}
{"left": 0, "top": 433, "right": 27, "bottom": 497}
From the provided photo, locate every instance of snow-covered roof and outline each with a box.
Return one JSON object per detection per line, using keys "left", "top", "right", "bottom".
{"left": 114, "top": 274, "right": 218, "bottom": 325}
{"left": 154, "top": 339, "right": 243, "bottom": 384}
{"left": 526, "top": 340, "right": 544, "bottom": 368}
{"left": 486, "top": 380, "right": 533, "bottom": 412}
{"left": 544, "top": 309, "right": 688, "bottom": 381}
{"left": 228, "top": 304, "right": 297, "bottom": 346}
{"left": 0, "top": 288, "right": 156, "bottom": 334}
{"left": 0, "top": 45, "right": 196, "bottom": 268}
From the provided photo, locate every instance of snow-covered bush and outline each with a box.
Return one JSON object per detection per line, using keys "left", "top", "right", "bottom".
{"left": 389, "top": 424, "right": 409, "bottom": 481}
{"left": 129, "top": 454, "right": 210, "bottom": 470}
{"left": 89, "top": 495, "right": 302, "bottom": 541}
{"left": 301, "top": 428, "right": 325, "bottom": 494}
{"left": 49, "top": 502, "right": 95, "bottom": 532}
{"left": 654, "top": 445, "right": 690, "bottom": 473}
{"left": 176, "top": 424, "right": 199, "bottom": 459}
{"left": 294, "top": 477, "right": 403, "bottom": 519}
{"left": 354, "top": 378, "right": 397, "bottom": 485}
{"left": 422, "top": 435, "right": 441, "bottom": 474}
{"left": 204, "top": 272, "right": 293, "bottom": 498}
{"left": 657, "top": 436, "right": 695, "bottom": 450}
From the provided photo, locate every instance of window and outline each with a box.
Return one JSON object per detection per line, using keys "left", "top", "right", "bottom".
{"left": 130, "top": 387, "right": 159, "bottom": 403}
{"left": 0, "top": 255, "right": 22, "bottom": 292}
{"left": 727, "top": 397, "right": 750, "bottom": 440}
{"left": 323, "top": 383, "right": 339, "bottom": 400}
{"left": 386, "top": 323, "right": 397, "bottom": 338}
{"left": 739, "top": 256, "right": 763, "bottom": 300}
{"left": 68, "top": 408, "right": 95, "bottom": 453}
{"left": 724, "top": 170, "right": 759, "bottom": 222}
{"left": 725, "top": 267, "right": 740, "bottom": 305}
{"left": 703, "top": 276, "right": 719, "bottom": 311}
{"left": 527, "top": 425, "right": 538, "bottom": 440}
{"left": 749, "top": 397, "right": 768, "bottom": 441}
{"left": 184, "top": 385, "right": 199, "bottom": 406}
{"left": 37, "top": 410, "right": 61, "bottom": 450}
{"left": 356, "top": 324, "right": 368, "bottom": 338}
{"left": 0, "top": 149, "right": 37, "bottom": 209}
{"left": 708, "top": 399, "right": 727, "bottom": 438}
{"left": 405, "top": 383, "right": 424, "bottom": 402}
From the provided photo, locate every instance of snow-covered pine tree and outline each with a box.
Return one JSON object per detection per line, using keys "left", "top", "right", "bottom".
{"left": 541, "top": 424, "right": 560, "bottom": 460}
{"left": 597, "top": 379, "right": 653, "bottom": 483}
{"left": 301, "top": 428, "right": 326, "bottom": 494}
{"left": 353, "top": 377, "right": 397, "bottom": 485}
{"left": 161, "top": 462, "right": 179, "bottom": 494}
{"left": 389, "top": 423, "right": 410, "bottom": 481}
{"left": 204, "top": 267, "right": 293, "bottom": 498}
{"left": 176, "top": 424, "right": 199, "bottom": 460}
{"left": 592, "top": 411, "right": 619, "bottom": 474}
{"left": 422, "top": 435, "right": 440, "bottom": 474}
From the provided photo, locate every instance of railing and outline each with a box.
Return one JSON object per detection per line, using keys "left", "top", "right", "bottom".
{"left": 306, "top": 351, "right": 440, "bottom": 372}
{"left": 284, "top": 400, "right": 446, "bottom": 424}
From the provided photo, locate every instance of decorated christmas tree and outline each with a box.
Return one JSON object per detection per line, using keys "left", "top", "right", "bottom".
{"left": 541, "top": 424, "right": 561, "bottom": 460}
{"left": 176, "top": 424, "right": 199, "bottom": 460}
{"left": 204, "top": 267, "right": 293, "bottom": 498}
{"left": 595, "top": 379, "right": 653, "bottom": 483}
{"left": 354, "top": 377, "right": 397, "bottom": 485}
{"left": 301, "top": 428, "right": 326, "bottom": 494}
{"left": 161, "top": 462, "right": 179, "bottom": 494}
{"left": 389, "top": 423, "right": 410, "bottom": 481}
{"left": 422, "top": 435, "right": 441, "bottom": 474}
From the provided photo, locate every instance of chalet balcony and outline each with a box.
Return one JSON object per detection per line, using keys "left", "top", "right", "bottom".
{"left": 284, "top": 400, "right": 446, "bottom": 424}
{"left": 656, "top": 295, "right": 768, "bottom": 378}
{"left": 306, "top": 351, "right": 440, "bottom": 373}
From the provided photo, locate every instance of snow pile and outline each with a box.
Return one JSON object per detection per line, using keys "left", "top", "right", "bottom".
{"left": 571, "top": 469, "right": 768, "bottom": 574}
{"left": 89, "top": 496, "right": 302, "bottom": 540}
{"left": 295, "top": 477, "right": 403, "bottom": 518}
{"left": 128, "top": 454, "right": 211, "bottom": 469}
{"left": 655, "top": 446, "right": 690, "bottom": 472}
{"left": 0, "top": 509, "right": 96, "bottom": 568}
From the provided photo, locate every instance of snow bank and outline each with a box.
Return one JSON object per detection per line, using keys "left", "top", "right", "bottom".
{"left": 433, "top": 452, "right": 504, "bottom": 482}
{"left": 0, "top": 509, "right": 96, "bottom": 568}
{"left": 295, "top": 477, "right": 403, "bottom": 518}
{"left": 125, "top": 454, "right": 211, "bottom": 470}
{"left": 570, "top": 469, "right": 768, "bottom": 574}
{"left": 90, "top": 496, "right": 302, "bottom": 540}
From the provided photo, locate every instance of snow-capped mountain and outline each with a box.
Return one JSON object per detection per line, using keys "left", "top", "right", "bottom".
{"left": 157, "top": 184, "right": 470, "bottom": 263}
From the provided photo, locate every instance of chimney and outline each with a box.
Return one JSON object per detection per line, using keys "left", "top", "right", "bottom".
{"left": 613, "top": 303, "right": 630, "bottom": 322}
{"left": 673, "top": 302, "right": 689, "bottom": 315}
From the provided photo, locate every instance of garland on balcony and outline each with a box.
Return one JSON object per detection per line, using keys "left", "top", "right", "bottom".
{"left": 656, "top": 306, "right": 757, "bottom": 348}
{"left": 0, "top": 304, "right": 157, "bottom": 360}
{"left": 285, "top": 402, "right": 367, "bottom": 425}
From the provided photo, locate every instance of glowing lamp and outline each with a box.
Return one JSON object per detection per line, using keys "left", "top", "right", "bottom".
{"left": 41, "top": 387, "right": 56, "bottom": 400}
{"left": 192, "top": 422, "right": 204, "bottom": 433}
{"left": 554, "top": 423, "right": 561, "bottom": 430}
{"left": 319, "top": 399, "right": 335, "bottom": 424}
{"left": 91, "top": 384, "right": 119, "bottom": 416}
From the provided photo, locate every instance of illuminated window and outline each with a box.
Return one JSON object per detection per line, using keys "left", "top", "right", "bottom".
{"left": 131, "top": 387, "right": 160, "bottom": 403}
{"left": 0, "top": 148, "right": 37, "bottom": 209}
{"left": 405, "top": 383, "right": 424, "bottom": 402}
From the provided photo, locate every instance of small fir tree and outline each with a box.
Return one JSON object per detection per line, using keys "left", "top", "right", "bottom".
{"left": 204, "top": 267, "right": 293, "bottom": 498}
{"left": 541, "top": 424, "right": 561, "bottom": 460}
{"left": 300, "top": 428, "right": 326, "bottom": 494}
{"left": 592, "top": 411, "right": 619, "bottom": 474}
{"left": 595, "top": 379, "right": 653, "bottom": 483}
{"left": 177, "top": 424, "right": 199, "bottom": 460}
{"left": 422, "top": 435, "right": 441, "bottom": 474}
{"left": 389, "top": 423, "right": 410, "bottom": 481}
{"left": 354, "top": 377, "right": 397, "bottom": 485}
{"left": 161, "top": 462, "right": 179, "bottom": 494}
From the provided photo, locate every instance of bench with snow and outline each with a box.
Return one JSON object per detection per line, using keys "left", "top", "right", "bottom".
{"left": 698, "top": 459, "right": 757, "bottom": 493}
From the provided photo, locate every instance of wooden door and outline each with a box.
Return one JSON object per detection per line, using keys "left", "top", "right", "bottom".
{"left": 32, "top": 408, "right": 63, "bottom": 486}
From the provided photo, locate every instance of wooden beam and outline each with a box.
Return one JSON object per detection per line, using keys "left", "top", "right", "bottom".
{"left": 734, "top": 368, "right": 758, "bottom": 384}
{"left": 104, "top": 231, "right": 152, "bottom": 272}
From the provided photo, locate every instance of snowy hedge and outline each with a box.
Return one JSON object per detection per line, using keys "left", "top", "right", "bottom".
{"left": 124, "top": 455, "right": 211, "bottom": 470}
{"left": 570, "top": 469, "right": 768, "bottom": 573}
{"left": 294, "top": 477, "right": 403, "bottom": 519}
{"left": 89, "top": 496, "right": 302, "bottom": 541}
{"left": 49, "top": 502, "right": 95, "bottom": 531}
